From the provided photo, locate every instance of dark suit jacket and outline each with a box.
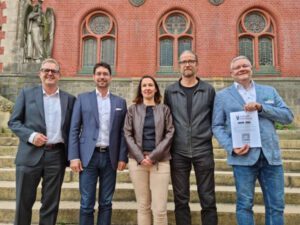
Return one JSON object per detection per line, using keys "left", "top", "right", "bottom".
{"left": 8, "top": 86, "right": 76, "bottom": 166}
{"left": 68, "top": 91, "right": 128, "bottom": 170}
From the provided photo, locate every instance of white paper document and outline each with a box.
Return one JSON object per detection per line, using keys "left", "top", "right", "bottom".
{"left": 230, "top": 111, "right": 262, "bottom": 148}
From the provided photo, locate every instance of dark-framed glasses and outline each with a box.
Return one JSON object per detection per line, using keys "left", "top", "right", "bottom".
{"left": 179, "top": 60, "right": 197, "bottom": 65}
{"left": 40, "top": 68, "right": 59, "bottom": 74}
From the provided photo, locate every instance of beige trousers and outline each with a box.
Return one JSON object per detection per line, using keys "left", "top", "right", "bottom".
{"left": 128, "top": 158, "right": 170, "bottom": 225}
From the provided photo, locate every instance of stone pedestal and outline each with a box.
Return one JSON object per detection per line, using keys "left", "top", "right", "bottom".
{"left": 0, "top": 95, "right": 14, "bottom": 129}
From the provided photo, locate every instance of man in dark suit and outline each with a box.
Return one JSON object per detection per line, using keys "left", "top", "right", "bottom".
{"left": 8, "top": 58, "right": 76, "bottom": 225}
{"left": 68, "top": 62, "right": 128, "bottom": 225}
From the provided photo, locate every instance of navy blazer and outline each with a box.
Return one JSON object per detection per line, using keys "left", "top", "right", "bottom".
{"left": 8, "top": 86, "right": 76, "bottom": 166}
{"left": 212, "top": 83, "right": 294, "bottom": 166}
{"left": 68, "top": 91, "right": 128, "bottom": 170}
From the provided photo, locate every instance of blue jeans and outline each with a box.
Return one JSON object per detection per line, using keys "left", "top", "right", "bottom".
{"left": 79, "top": 151, "right": 117, "bottom": 225}
{"left": 232, "top": 152, "right": 285, "bottom": 225}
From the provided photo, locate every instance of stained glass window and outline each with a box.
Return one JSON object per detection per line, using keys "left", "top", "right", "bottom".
{"left": 259, "top": 37, "right": 273, "bottom": 66}
{"left": 160, "top": 39, "right": 173, "bottom": 66}
{"left": 239, "top": 37, "right": 254, "bottom": 64}
{"left": 238, "top": 10, "right": 278, "bottom": 73}
{"left": 80, "top": 12, "right": 116, "bottom": 74}
{"left": 83, "top": 38, "right": 97, "bottom": 68}
{"left": 244, "top": 12, "right": 266, "bottom": 33}
{"left": 158, "top": 11, "right": 194, "bottom": 73}
{"left": 178, "top": 37, "right": 192, "bottom": 57}
{"left": 89, "top": 14, "right": 110, "bottom": 35}
{"left": 165, "top": 14, "right": 187, "bottom": 35}
{"left": 101, "top": 38, "right": 115, "bottom": 66}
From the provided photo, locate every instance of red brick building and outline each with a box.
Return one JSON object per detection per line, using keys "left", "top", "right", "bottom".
{"left": 43, "top": 0, "right": 300, "bottom": 77}
{"left": 2, "top": 0, "right": 300, "bottom": 78}
{"left": 0, "top": 0, "right": 300, "bottom": 77}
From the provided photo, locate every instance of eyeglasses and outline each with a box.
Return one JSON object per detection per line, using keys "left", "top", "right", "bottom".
{"left": 232, "top": 64, "right": 251, "bottom": 70}
{"left": 179, "top": 60, "right": 197, "bottom": 65}
{"left": 40, "top": 68, "right": 59, "bottom": 74}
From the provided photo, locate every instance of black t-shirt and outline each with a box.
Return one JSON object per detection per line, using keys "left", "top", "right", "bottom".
{"left": 179, "top": 81, "right": 199, "bottom": 122}
{"left": 142, "top": 106, "right": 156, "bottom": 151}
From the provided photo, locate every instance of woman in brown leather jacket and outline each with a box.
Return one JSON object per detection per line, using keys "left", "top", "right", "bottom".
{"left": 124, "top": 75, "right": 174, "bottom": 225}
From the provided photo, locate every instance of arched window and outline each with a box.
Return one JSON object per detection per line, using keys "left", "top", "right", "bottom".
{"left": 238, "top": 9, "right": 279, "bottom": 74}
{"left": 158, "top": 11, "right": 194, "bottom": 73}
{"left": 80, "top": 11, "right": 116, "bottom": 74}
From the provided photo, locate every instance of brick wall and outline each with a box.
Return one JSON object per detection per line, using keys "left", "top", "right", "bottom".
{"left": 35, "top": 0, "right": 300, "bottom": 77}
{"left": 0, "top": 1, "right": 6, "bottom": 72}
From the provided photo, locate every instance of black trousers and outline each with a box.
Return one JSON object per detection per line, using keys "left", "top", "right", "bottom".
{"left": 171, "top": 152, "right": 218, "bottom": 225}
{"left": 15, "top": 146, "right": 66, "bottom": 225}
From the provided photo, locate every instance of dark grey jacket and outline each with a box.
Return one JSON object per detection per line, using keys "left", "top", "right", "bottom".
{"left": 8, "top": 86, "right": 76, "bottom": 166}
{"left": 164, "top": 78, "right": 215, "bottom": 157}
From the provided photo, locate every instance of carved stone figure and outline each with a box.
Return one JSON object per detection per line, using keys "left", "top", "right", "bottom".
{"left": 24, "top": 0, "right": 55, "bottom": 62}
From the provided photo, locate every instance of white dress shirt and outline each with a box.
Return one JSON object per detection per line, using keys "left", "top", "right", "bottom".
{"left": 95, "top": 89, "right": 111, "bottom": 147}
{"left": 29, "top": 88, "right": 63, "bottom": 144}
{"left": 234, "top": 81, "right": 256, "bottom": 103}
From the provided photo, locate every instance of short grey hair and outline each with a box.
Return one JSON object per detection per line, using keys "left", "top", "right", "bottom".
{"left": 179, "top": 50, "right": 198, "bottom": 63}
{"left": 40, "top": 58, "right": 60, "bottom": 71}
{"left": 230, "top": 55, "right": 251, "bottom": 70}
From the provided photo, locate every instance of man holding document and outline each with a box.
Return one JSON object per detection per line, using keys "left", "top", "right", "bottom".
{"left": 212, "top": 55, "right": 294, "bottom": 225}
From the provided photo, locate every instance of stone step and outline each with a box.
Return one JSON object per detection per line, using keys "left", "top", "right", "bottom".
{"left": 0, "top": 146, "right": 16, "bottom": 156}
{"left": 276, "top": 129, "right": 300, "bottom": 139}
{"left": 3, "top": 145, "right": 300, "bottom": 159}
{"left": 0, "top": 200, "right": 299, "bottom": 225}
{"left": 0, "top": 137, "right": 18, "bottom": 146}
{"left": 1, "top": 156, "right": 300, "bottom": 172}
{"left": 212, "top": 139, "right": 300, "bottom": 149}
{"left": 213, "top": 149, "right": 300, "bottom": 159}
{"left": 1, "top": 181, "right": 300, "bottom": 205}
{"left": 1, "top": 136, "right": 300, "bottom": 149}
{"left": 1, "top": 168, "right": 300, "bottom": 188}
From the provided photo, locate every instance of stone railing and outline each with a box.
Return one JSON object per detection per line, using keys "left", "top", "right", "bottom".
{"left": 0, "top": 95, "right": 14, "bottom": 129}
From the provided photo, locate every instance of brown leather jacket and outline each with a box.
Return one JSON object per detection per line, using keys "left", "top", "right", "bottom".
{"left": 124, "top": 103, "right": 174, "bottom": 163}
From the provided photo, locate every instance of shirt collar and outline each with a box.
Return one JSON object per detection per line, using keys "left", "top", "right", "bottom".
{"left": 95, "top": 89, "right": 110, "bottom": 98}
{"left": 234, "top": 80, "right": 255, "bottom": 91}
{"left": 42, "top": 88, "right": 60, "bottom": 97}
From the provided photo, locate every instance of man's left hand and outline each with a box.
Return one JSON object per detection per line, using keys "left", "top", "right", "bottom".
{"left": 117, "top": 161, "right": 127, "bottom": 171}
{"left": 244, "top": 102, "right": 262, "bottom": 112}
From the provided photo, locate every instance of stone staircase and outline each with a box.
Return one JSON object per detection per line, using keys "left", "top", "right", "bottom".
{"left": 0, "top": 129, "right": 300, "bottom": 225}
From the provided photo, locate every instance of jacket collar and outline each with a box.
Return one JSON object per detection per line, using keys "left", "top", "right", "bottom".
{"left": 171, "top": 77, "right": 206, "bottom": 93}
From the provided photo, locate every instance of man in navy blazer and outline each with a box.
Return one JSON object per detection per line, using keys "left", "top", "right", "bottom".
{"left": 212, "top": 56, "right": 294, "bottom": 225}
{"left": 68, "top": 62, "right": 127, "bottom": 225}
{"left": 8, "top": 58, "right": 76, "bottom": 225}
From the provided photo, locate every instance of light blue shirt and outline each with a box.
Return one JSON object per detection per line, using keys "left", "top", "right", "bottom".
{"left": 95, "top": 89, "right": 111, "bottom": 147}
{"left": 234, "top": 81, "right": 256, "bottom": 103}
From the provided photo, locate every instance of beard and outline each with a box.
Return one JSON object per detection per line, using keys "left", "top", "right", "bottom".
{"left": 182, "top": 69, "right": 195, "bottom": 77}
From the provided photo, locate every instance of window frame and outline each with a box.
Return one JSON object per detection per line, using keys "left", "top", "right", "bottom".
{"left": 79, "top": 11, "right": 117, "bottom": 75}
{"left": 238, "top": 9, "right": 279, "bottom": 75}
{"left": 157, "top": 10, "right": 195, "bottom": 74}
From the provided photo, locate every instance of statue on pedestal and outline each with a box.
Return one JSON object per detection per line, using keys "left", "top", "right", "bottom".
{"left": 24, "top": 0, "right": 55, "bottom": 62}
